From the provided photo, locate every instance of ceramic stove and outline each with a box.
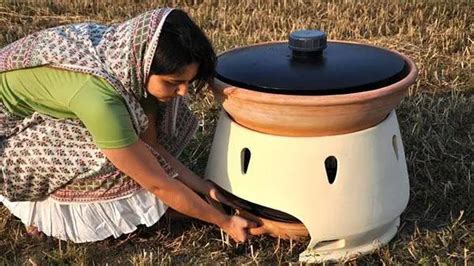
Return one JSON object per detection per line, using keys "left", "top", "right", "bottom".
{"left": 204, "top": 30, "right": 416, "bottom": 262}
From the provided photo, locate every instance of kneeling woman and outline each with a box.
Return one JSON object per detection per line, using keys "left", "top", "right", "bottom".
{"left": 0, "top": 8, "right": 255, "bottom": 243}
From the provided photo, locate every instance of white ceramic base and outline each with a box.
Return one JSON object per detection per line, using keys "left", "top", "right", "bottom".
{"left": 299, "top": 217, "right": 399, "bottom": 262}
{"left": 205, "top": 110, "right": 409, "bottom": 262}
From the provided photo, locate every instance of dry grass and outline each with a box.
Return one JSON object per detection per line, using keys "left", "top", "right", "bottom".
{"left": 0, "top": 0, "right": 472, "bottom": 264}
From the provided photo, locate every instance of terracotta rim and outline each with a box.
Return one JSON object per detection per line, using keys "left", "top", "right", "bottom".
{"left": 237, "top": 209, "right": 309, "bottom": 240}
{"left": 213, "top": 40, "right": 418, "bottom": 105}
{"left": 208, "top": 184, "right": 309, "bottom": 240}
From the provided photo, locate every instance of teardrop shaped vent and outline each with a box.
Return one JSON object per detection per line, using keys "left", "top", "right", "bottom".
{"left": 241, "top": 148, "right": 251, "bottom": 174}
{"left": 325, "top": 156, "right": 338, "bottom": 184}
{"left": 392, "top": 135, "right": 399, "bottom": 160}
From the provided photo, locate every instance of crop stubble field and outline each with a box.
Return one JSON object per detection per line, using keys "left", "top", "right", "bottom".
{"left": 0, "top": 0, "right": 472, "bottom": 264}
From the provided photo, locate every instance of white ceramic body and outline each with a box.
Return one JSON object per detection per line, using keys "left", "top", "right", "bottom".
{"left": 205, "top": 111, "right": 409, "bottom": 262}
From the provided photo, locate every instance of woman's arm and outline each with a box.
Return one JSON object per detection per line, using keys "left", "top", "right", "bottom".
{"left": 140, "top": 105, "right": 241, "bottom": 204}
{"left": 139, "top": 106, "right": 210, "bottom": 194}
{"left": 101, "top": 140, "right": 253, "bottom": 242}
{"left": 143, "top": 138, "right": 236, "bottom": 207}
{"left": 101, "top": 140, "right": 217, "bottom": 221}
{"left": 139, "top": 107, "right": 233, "bottom": 203}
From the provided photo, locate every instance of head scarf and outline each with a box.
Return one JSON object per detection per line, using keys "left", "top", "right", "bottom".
{"left": 0, "top": 8, "right": 174, "bottom": 134}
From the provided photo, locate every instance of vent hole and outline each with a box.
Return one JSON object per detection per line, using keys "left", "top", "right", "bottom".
{"left": 325, "top": 156, "right": 337, "bottom": 184}
{"left": 241, "top": 148, "right": 251, "bottom": 174}
{"left": 392, "top": 135, "right": 399, "bottom": 160}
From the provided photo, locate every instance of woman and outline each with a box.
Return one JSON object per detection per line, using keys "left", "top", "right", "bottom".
{"left": 0, "top": 8, "right": 255, "bottom": 243}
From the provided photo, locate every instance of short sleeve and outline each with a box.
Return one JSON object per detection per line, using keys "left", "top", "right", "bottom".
{"left": 68, "top": 76, "right": 139, "bottom": 149}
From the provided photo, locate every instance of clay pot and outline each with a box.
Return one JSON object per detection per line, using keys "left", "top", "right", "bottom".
{"left": 237, "top": 209, "right": 309, "bottom": 240}
{"left": 206, "top": 183, "right": 309, "bottom": 240}
{"left": 212, "top": 41, "right": 417, "bottom": 137}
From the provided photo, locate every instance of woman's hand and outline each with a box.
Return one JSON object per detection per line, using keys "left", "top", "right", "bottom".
{"left": 219, "top": 215, "right": 257, "bottom": 242}
{"left": 206, "top": 181, "right": 262, "bottom": 242}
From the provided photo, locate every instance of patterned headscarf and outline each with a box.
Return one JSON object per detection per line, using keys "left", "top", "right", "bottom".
{"left": 0, "top": 8, "right": 174, "bottom": 134}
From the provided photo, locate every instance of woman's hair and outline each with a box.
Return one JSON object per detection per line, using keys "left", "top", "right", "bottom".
{"left": 150, "top": 9, "right": 216, "bottom": 92}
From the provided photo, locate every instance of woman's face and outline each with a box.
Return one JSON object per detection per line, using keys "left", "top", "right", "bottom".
{"left": 146, "top": 63, "right": 199, "bottom": 102}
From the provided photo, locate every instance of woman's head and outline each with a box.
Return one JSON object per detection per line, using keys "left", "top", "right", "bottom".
{"left": 147, "top": 9, "right": 216, "bottom": 102}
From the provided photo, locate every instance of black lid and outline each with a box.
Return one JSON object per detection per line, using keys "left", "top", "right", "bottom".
{"left": 215, "top": 30, "right": 409, "bottom": 95}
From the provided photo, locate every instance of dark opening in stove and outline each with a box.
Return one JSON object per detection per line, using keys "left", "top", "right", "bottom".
{"left": 216, "top": 186, "right": 303, "bottom": 223}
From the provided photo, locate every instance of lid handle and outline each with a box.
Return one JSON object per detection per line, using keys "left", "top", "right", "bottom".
{"left": 289, "top": 30, "right": 327, "bottom": 58}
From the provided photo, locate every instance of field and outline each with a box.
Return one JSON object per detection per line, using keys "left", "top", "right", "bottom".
{"left": 0, "top": 0, "right": 472, "bottom": 264}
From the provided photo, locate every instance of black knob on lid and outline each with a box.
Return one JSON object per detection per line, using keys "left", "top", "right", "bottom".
{"left": 289, "top": 30, "right": 327, "bottom": 53}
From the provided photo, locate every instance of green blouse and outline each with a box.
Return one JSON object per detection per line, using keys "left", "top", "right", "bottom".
{"left": 0, "top": 66, "right": 142, "bottom": 149}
